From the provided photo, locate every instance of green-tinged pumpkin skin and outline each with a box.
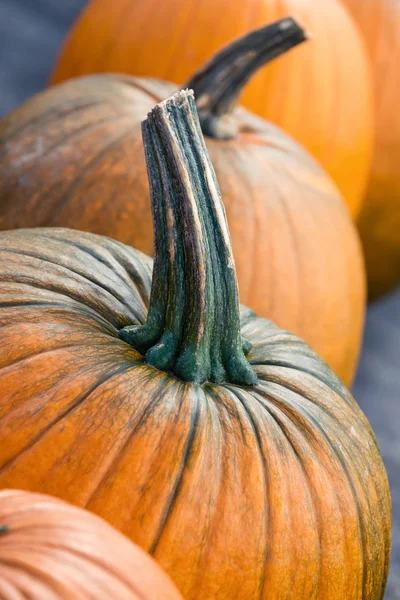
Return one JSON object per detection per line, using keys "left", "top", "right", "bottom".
{"left": 340, "top": 0, "right": 400, "bottom": 299}
{"left": 49, "top": 0, "right": 374, "bottom": 216}
{"left": 0, "top": 91, "right": 391, "bottom": 599}
{"left": 0, "top": 489, "right": 183, "bottom": 599}
{"left": 0, "top": 20, "right": 366, "bottom": 385}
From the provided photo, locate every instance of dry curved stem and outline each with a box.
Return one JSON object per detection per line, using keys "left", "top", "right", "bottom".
{"left": 185, "top": 17, "right": 308, "bottom": 139}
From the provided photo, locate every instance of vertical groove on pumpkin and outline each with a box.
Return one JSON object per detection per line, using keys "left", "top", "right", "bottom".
{"left": 184, "top": 18, "right": 308, "bottom": 140}
{"left": 149, "top": 387, "right": 202, "bottom": 555}
{"left": 119, "top": 90, "right": 257, "bottom": 385}
{"left": 224, "top": 385, "right": 269, "bottom": 596}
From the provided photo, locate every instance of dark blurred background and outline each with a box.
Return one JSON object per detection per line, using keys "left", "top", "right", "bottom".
{"left": 0, "top": 0, "right": 398, "bottom": 597}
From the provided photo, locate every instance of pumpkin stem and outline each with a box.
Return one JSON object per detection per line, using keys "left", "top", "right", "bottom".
{"left": 119, "top": 90, "right": 257, "bottom": 386}
{"left": 0, "top": 525, "right": 8, "bottom": 536}
{"left": 185, "top": 17, "right": 308, "bottom": 140}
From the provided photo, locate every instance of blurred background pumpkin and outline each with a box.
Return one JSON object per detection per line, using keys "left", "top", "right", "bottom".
{"left": 49, "top": 0, "right": 374, "bottom": 219}
{"left": 0, "top": 489, "right": 183, "bottom": 599}
{"left": 339, "top": 0, "right": 400, "bottom": 300}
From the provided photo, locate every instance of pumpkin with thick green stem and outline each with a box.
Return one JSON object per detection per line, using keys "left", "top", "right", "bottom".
{"left": 0, "top": 90, "right": 390, "bottom": 599}
{"left": 0, "top": 19, "right": 366, "bottom": 385}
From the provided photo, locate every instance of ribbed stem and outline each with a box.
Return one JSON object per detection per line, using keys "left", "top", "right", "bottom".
{"left": 185, "top": 17, "right": 308, "bottom": 139}
{"left": 119, "top": 90, "right": 257, "bottom": 386}
{"left": 0, "top": 525, "right": 8, "bottom": 536}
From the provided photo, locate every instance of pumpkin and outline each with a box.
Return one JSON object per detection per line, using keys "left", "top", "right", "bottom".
{"left": 50, "top": 0, "right": 374, "bottom": 216}
{"left": 0, "top": 90, "right": 391, "bottom": 599}
{"left": 0, "top": 19, "right": 366, "bottom": 386}
{"left": 339, "top": 0, "right": 400, "bottom": 299}
{"left": 0, "top": 489, "right": 182, "bottom": 599}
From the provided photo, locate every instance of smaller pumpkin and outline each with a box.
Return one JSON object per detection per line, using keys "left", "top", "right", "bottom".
{"left": 0, "top": 489, "right": 182, "bottom": 600}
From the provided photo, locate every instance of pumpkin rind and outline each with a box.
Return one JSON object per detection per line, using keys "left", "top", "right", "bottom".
{"left": 0, "top": 489, "right": 183, "bottom": 599}
{"left": 0, "top": 227, "right": 390, "bottom": 599}
{"left": 49, "top": 0, "right": 373, "bottom": 216}
{"left": 0, "top": 72, "right": 366, "bottom": 385}
{"left": 340, "top": 0, "right": 400, "bottom": 298}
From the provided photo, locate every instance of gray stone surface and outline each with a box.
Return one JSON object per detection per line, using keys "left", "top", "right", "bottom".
{"left": 0, "top": 0, "right": 398, "bottom": 596}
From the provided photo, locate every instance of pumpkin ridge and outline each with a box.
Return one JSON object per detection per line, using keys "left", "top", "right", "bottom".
{"left": 0, "top": 340, "right": 117, "bottom": 377}
{"left": 0, "top": 362, "right": 136, "bottom": 478}
{"left": 42, "top": 230, "right": 152, "bottom": 294}
{"left": 255, "top": 385, "right": 323, "bottom": 597}
{"left": 10, "top": 112, "right": 137, "bottom": 176}
{"left": 292, "top": 403, "right": 368, "bottom": 594}
{"left": 82, "top": 374, "right": 186, "bottom": 511}
{"left": 0, "top": 299, "right": 60, "bottom": 310}
{"left": 197, "top": 383, "right": 270, "bottom": 596}
{"left": 149, "top": 389, "right": 201, "bottom": 555}
{"left": 283, "top": 123, "right": 364, "bottom": 384}
{"left": 1, "top": 546, "right": 149, "bottom": 600}
{"left": 223, "top": 385, "right": 269, "bottom": 596}
{"left": 224, "top": 381, "right": 322, "bottom": 597}
{"left": 255, "top": 359, "right": 348, "bottom": 402}
{"left": 264, "top": 151, "right": 304, "bottom": 331}
{"left": 42, "top": 238, "right": 150, "bottom": 304}
{"left": 46, "top": 127, "right": 142, "bottom": 227}
{"left": 0, "top": 247, "right": 139, "bottom": 316}
{"left": 9, "top": 112, "right": 133, "bottom": 170}
{"left": 0, "top": 273, "right": 131, "bottom": 327}
{"left": 259, "top": 392, "right": 350, "bottom": 597}
{"left": 0, "top": 298, "right": 119, "bottom": 334}
{"left": 257, "top": 369, "right": 355, "bottom": 420}
{"left": 0, "top": 101, "right": 102, "bottom": 152}
{"left": 256, "top": 379, "right": 389, "bottom": 598}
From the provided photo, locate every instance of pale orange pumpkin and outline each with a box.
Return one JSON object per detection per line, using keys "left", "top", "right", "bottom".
{"left": 50, "top": 0, "right": 374, "bottom": 216}
{"left": 0, "top": 490, "right": 182, "bottom": 599}
{"left": 340, "top": 0, "right": 400, "bottom": 298}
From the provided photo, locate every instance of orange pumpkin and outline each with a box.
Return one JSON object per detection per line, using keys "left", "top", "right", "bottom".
{"left": 0, "top": 489, "right": 182, "bottom": 599}
{"left": 0, "top": 20, "right": 366, "bottom": 385}
{"left": 50, "top": 0, "right": 374, "bottom": 216}
{"left": 340, "top": 0, "right": 400, "bottom": 298}
{"left": 0, "top": 91, "right": 391, "bottom": 599}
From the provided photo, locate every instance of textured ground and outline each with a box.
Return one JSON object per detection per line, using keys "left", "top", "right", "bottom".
{"left": 0, "top": 0, "right": 398, "bottom": 596}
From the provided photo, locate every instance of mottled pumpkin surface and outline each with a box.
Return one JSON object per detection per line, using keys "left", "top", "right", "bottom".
{"left": 0, "top": 489, "right": 183, "bottom": 599}
{"left": 0, "top": 75, "right": 366, "bottom": 385}
{"left": 0, "top": 228, "right": 390, "bottom": 599}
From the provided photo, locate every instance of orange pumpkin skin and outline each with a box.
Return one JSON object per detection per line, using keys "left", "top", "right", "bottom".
{"left": 340, "top": 0, "right": 400, "bottom": 299}
{"left": 0, "top": 75, "right": 366, "bottom": 386}
{"left": 0, "top": 490, "right": 182, "bottom": 600}
{"left": 50, "top": 0, "right": 373, "bottom": 217}
{"left": 0, "top": 227, "right": 390, "bottom": 599}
